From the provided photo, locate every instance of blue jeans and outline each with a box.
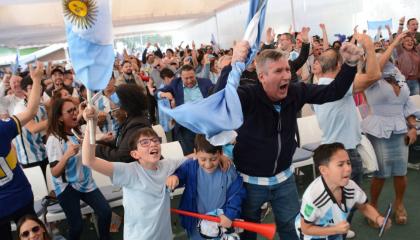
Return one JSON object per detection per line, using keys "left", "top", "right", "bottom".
{"left": 57, "top": 186, "right": 112, "bottom": 240}
{"left": 406, "top": 79, "right": 420, "bottom": 96}
{"left": 241, "top": 175, "right": 300, "bottom": 240}
{"left": 347, "top": 148, "right": 363, "bottom": 186}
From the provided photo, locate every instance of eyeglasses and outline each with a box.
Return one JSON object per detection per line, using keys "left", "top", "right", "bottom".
{"left": 20, "top": 225, "right": 41, "bottom": 238}
{"left": 109, "top": 107, "right": 120, "bottom": 115}
{"left": 63, "top": 107, "right": 77, "bottom": 115}
{"left": 137, "top": 137, "right": 162, "bottom": 147}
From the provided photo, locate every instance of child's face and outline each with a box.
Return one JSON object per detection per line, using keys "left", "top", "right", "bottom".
{"left": 196, "top": 150, "right": 221, "bottom": 173}
{"left": 131, "top": 135, "right": 161, "bottom": 165}
{"left": 320, "top": 149, "right": 352, "bottom": 187}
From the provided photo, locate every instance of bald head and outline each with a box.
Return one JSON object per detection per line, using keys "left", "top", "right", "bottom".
{"left": 318, "top": 49, "right": 342, "bottom": 73}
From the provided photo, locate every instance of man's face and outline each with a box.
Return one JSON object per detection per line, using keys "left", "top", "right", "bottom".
{"left": 258, "top": 58, "right": 291, "bottom": 101}
{"left": 279, "top": 35, "right": 292, "bottom": 51}
{"left": 181, "top": 70, "right": 197, "bottom": 88}
{"left": 10, "top": 75, "right": 22, "bottom": 92}
{"left": 147, "top": 55, "right": 155, "bottom": 64}
{"left": 51, "top": 71, "right": 64, "bottom": 89}
{"left": 312, "top": 42, "right": 322, "bottom": 57}
{"left": 408, "top": 19, "right": 418, "bottom": 33}
{"left": 63, "top": 73, "right": 73, "bottom": 87}
{"left": 319, "top": 149, "right": 352, "bottom": 188}
{"left": 122, "top": 62, "right": 133, "bottom": 74}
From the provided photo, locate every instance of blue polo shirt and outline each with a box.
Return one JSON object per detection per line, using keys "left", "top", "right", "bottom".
{"left": 0, "top": 116, "right": 33, "bottom": 218}
{"left": 313, "top": 77, "right": 361, "bottom": 149}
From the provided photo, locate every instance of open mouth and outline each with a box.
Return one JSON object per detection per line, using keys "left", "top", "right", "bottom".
{"left": 149, "top": 149, "right": 159, "bottom": 156}
{"left": 279, "top": 83, "right": 289, "bottom": 90}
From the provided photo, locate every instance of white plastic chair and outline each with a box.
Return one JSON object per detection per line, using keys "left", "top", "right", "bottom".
{"left": 23, "top": 166, "right": 48, "bottom": 201}
{"left": 161, "top": 141, "right": 185, "bottom": 197}
{"left": 160, "top": 141, "right": 184, "bottom": 159}
{"left": 292, "top": 148, "right": 316, "bottom": 180}
{"left": 297, "top": 115, "right": 323, "bottom": 151}
{"left": 152, "top": 124, "right": 168, "bottom": 143}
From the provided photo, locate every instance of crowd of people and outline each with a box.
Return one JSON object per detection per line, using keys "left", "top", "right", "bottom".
{"left": 0, "top": 15, "right": 419, "bottom": 240}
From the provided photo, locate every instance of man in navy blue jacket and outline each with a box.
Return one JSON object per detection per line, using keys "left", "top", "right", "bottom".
{"left": 157, "top": 64, "right": 213, "bottom": 154}
{"left": 215, "top": 39, "right": 361, "bottom": 239}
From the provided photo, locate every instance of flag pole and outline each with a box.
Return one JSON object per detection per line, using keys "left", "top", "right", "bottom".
{"left": 86, "top": 89, "right": 96, "bottom": 145}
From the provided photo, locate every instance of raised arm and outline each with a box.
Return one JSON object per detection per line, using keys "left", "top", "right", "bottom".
{"left": 320, "top": 24, "right": 329, "bottom": 50}
{"left": 397, "top": 16, "right": 405, "bottom": 36}
{"left": 15, "top": 62, "right": 42, "bottom": 126}
{"left": 82, "top": 106, "right": 114, "bottom": 177}
{"left": 353, "top": 34, "right": 381, "bottom": 93}
{"left": 290, "top": 27, "right": 311, "bottom": 70}
{"left": 385, "top": 24, "right": 393, "bottom": 43}
{"left": 378, "top": 32, "right": 407, "bottom": 70}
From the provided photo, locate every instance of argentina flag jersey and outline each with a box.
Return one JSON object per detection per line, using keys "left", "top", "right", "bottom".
{"left": 46, "top": 134, "right": 96, "bottom": 196}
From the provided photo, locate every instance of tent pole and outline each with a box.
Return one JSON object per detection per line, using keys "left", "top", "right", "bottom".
{"left": 290, "top": 0, "right": 296, "bottom": 32}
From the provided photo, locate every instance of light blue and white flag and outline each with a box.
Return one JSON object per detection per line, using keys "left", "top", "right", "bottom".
{"left": 367, "top": 18, "right": 393, "bottom": 31}
{"left": 158, "top": 0, "right": 268, "bottom": 145}
{"left": 210, "top": 33, "right": 220, "bottom": 54}
{"left": 63, "top": 0, "right": 114, "bottom": 91}
{"left": 11, "top": 49, "right": 20, "bottom": 74}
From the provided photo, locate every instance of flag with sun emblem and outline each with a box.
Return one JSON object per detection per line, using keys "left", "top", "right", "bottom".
{"left": 63, "top": 0, "right": 114, "bottom": 91}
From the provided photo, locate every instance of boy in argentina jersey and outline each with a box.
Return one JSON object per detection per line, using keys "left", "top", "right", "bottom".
{"left": 295, "top": 143, "right": 391, "bottom": 239}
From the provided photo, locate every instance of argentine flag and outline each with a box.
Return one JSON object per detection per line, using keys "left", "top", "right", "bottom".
{"left": 63, "top": 0, "right": 114, "bottom": 91}
{"left": 158, "top": 0, "right": 268, "bottom": 145}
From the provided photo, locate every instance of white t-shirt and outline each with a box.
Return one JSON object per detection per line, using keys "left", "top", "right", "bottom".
{"left": 295, "top": 176, "right": 367, "bottom": 240}
{"left": 112, "top": 157, "right": 187, "bottom": 240}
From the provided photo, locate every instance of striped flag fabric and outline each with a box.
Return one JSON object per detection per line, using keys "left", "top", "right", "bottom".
{"left": 62, "top": 0, "right": 114, "bottom": 91}
{"left": 157, "top": 0, "right": 268, "bottom": 145}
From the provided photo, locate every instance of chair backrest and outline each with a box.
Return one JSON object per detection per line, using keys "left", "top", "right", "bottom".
{"left": 152, "top": 124, "right": 168, "bottom": 143}
{"left": 23, "top": 166, "right": 48, "bottom": 201}
{"left": 301, "top": 104, "right": 315, "bottom": 117}
{"left": 45, "top": 164, "right": 54, "bottom": 193}
{"left": 296, "top": 115, "right": 323, "bottom": 147}
{"left": 92, "top": 170, "right": 112, "bottom": 188}
{"left": 410, "top": 95, "right": 420, "bottom": 109}
{"left": 160, "top": 141, "right": 184, "bottom": 159}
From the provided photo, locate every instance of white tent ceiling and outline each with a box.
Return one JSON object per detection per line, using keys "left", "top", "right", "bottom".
{"left": 0, "top": 0, "right": 243, "bottom": 48}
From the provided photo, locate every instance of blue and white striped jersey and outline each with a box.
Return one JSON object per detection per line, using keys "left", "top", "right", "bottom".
{"left": 12, "top": 102, "right": 47, "bottom": 165}
{"left": 295, "top": 176, "right": 367, "bottom": 240}
{"left": 46, "top": 134, "right": 97, "bottom": 196}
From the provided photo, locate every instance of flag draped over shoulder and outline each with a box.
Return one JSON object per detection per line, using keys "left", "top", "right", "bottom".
{"left": 63, "top": 0, "right": 114, "bottom": 91}
{"left": 158, "top": 0, "right": 268, "bottom": 146}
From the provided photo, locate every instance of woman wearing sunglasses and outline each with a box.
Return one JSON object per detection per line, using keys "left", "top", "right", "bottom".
{"left": 46, "top": 98, "right": 111, "bottom": 240}
{"left": 17, "top": 215, "right": 51, "bottom": 240}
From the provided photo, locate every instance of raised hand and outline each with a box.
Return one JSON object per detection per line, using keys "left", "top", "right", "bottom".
{"left": 29, "top": 61, "right": 44, "bottom": 82}
{"left": 231, "top": 40, "right": 250, "bottom": 64}
{"left": 319, "top": 23, "right": 326, "bottom": 30}
{"left": 340, "top": 42, "right": 364, "bottom": 66}
{"left": 65, "top": 142, "right": 80, "bottom": 158}
{"left": 301, "top": 27, "right": 311, "bottom": 43}
{"left": 266, "top": 27, "right": 274, "bottom": 43}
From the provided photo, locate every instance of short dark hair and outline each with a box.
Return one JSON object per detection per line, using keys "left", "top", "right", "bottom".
{"left": 128, "top": 127, "right": 159, "bottom": 151}
{"left": 166, "top": 48, "right": 174, "bottom": 54}
{"left": 116, "top": 84, "right": 148, "bottom": 117}
{"left": 194, "top": 134, "right": 222, "bottom": 154}
{"left": 319, "top": 48, "right": 342, "bottom": 73}
{"left": 407, "top": 18, "right": 417, "bottom": 25}
{"left": 20, "top": 75, "right": 33, "bottom": 92}
{"left": 160, "top": 67, "right": 175, "bottom": 79}
{"left": 180, "top": 64, "right": 195, "bottom": 73}
{"left": 313, "top": 142, "right": 346, "bottom": 172}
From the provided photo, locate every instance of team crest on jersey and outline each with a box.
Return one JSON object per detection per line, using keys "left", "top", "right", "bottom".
{"left": 304, "top": 204, "right": 314, "bottom": 218}
{"left": 63, "top": 0, "right": 98, "bottom": 29}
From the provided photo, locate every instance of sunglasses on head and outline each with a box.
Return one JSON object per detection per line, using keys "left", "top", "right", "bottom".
{"left": 20, "top": 225, "right": 41, "bottom": 238}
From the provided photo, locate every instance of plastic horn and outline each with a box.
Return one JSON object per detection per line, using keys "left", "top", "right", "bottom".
{"left": 171, "top": 208, "right": 276, "bottom": 239}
